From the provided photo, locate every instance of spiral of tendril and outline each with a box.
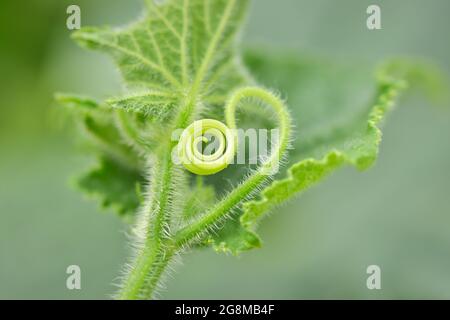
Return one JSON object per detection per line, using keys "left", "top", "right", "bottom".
{"left": 178, "top": 87, "right": 290, "bottom": 177}
{"left": 177, "top": 119, "right": 236, "bottom": 175}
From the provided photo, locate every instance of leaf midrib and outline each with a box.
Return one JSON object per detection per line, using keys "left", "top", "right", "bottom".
{"left": 187, "top": 0, "right": 238, "bottom": 103}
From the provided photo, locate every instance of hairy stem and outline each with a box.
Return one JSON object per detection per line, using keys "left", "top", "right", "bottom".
{"left": 118, "top": 146, "right": 175, "bottom": 299}
{"left": 119, "top": 92, "right": 197, "bottom": 299}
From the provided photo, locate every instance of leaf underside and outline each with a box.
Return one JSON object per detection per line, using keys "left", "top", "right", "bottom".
{"left": 76, "top": 156, "right": 144, "bottom": 217}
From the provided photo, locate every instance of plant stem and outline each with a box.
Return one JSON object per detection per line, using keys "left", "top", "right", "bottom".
{"left": 119, "top": 92, "right": 196, "bottom": 299}
{"left": 118, "top": 145, "right": 176, "bottom": 299}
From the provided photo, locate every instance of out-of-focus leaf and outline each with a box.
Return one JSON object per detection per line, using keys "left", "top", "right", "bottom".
{"left": 207, "top": 50, "right": 409, "bottom": 254}
{"left": 76, "top": 156, "right": 144, "bottom": 217}
{"left": 54, "top": 93, "right": 99, "bottom": 112}
{"left": 56, "top": 93, "right": 145, "bottom": 217}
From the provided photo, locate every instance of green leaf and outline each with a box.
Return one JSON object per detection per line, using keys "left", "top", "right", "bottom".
{"left": 76, "top": 156, "right": 144, "bottom": 217}
{"left": 205, "top": 217, "right": 262, "bottom": 255}
{"left": 54, "top": 93, "right": 100, "bottom": 112}
{"left": 57, "top": 93, "right": 142, "bottom": 168}
{"left": 377, "top": 58, "right": 450, "bottom": 107}
{"left": 208, "top": 50, "right": 408, "bottom": 254}
{"left": 106, "top": 91, "right": 177, "bottom": 120}
{"left": 57, "top": 93, "right": 145, "bottom": 217}
{"left": 72, "top": 0, "right": 250, "bottom": 117}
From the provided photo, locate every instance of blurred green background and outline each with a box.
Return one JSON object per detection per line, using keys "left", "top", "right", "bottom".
{"left": 1, "top": 0, "right": 449, "bottom": 299}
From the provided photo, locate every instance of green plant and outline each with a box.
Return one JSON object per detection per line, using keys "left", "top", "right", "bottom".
{"left": 56, "top": 0, "right": 444, "bottom": 299}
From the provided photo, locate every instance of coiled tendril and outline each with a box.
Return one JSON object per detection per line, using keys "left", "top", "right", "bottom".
{"left": 177, "top": 119, "right": 236, "bottom": 175}
{"left": 178, "top": 87, "right": 290, "bottom": 177}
